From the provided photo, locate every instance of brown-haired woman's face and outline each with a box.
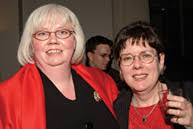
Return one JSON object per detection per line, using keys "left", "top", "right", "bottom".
{"left": 119, "top": 39, "right": 165, "bottom": 93}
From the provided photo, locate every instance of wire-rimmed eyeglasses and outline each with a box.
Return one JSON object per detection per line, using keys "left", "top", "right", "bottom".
{"left": 120, "top": 51, "right": 157, "bottom": 66}
{"left": 33, "top": 29, "right": 74, "bottom": 41}
{"left": 93, "top": 52, "right": 112, "bottom": 59}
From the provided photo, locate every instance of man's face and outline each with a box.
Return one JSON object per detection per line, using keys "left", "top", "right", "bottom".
{"left": 88, "top": 44, "right": 111, "bottom": 70}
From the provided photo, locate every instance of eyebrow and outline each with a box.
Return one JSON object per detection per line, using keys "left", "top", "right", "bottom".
{"left": 35, "top": 27, "right": 73, "bottom": 32}
{"left": 120, "top": 50, "right": 154, "bottom": 56}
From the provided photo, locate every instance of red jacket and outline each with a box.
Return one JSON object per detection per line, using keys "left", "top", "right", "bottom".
{"left": 0, "top": 63, "right": 118, "bottom": 129}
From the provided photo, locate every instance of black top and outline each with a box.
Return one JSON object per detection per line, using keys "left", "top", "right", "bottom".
{"left": 39, "top": 69, "right": 120, "bottom": 129}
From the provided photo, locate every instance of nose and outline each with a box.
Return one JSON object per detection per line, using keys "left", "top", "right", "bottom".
{"left": 48, "top": 32, "right": 58, "bottom": 44}
{"left": 104, "top": 56, "right": 110, "bottom": 64}
{"left": 132, "top": 56, "right": 143, "bottom": 69}
{"left": 106, "top": 56, "right": 110, "bottom": 61}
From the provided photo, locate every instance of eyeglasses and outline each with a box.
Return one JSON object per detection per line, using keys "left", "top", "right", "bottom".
{"left": 120, "top": 51, "right": 157, "bottom": 66}
{"left": 33, "top": 29, "right": 74, "bottom": 41}
{"left": 93, "top": 52, "right": 112, "bottom": 59}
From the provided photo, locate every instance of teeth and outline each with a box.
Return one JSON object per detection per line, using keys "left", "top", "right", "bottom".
{"left": 47, "top": 49, "right": 62, "bottom": 54}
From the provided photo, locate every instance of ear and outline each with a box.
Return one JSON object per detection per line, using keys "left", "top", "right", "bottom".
{"left": 87, "top": 52, "right": 94, "bottom": 61}
{"left": 159, "top": 53, "right": 165, "bottom": 74}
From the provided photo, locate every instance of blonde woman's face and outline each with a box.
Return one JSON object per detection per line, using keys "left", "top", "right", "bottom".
{"left": 32, "top": 16, "right": 76, "bottom": 68}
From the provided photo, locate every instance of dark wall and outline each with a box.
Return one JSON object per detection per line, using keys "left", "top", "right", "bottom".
{"left": 149, "top": 0, "right": 193, "bottom": 81}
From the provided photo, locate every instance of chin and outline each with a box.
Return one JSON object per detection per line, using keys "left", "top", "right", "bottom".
{"left": 47, "top": 61, "right": 65, "bottom": 66}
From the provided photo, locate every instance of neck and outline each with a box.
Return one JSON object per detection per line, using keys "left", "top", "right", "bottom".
{"left": 37, "top": 63, "right": 76, "bottom": 100}
{"left": 37, "top": 63, "right": 72, "bottom": 87}
{"left": 132, "top": 81, "right": 162, "bottom": 107}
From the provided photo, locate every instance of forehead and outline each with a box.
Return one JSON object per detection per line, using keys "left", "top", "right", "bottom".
{"left": 121, "top": 38, "right": 155, "bottom": 54}
{"left": 33, "top": 13, "right": 73, "bottom": 32}
{"left": 95, "top": 44, "right": 111, "bottom": 52}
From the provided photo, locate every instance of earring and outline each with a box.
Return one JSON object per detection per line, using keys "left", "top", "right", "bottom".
{"left": 119, "top": 71, "right": 124, "bottom": 80}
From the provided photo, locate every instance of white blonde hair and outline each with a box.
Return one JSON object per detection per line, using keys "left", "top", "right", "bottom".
{"left": 17, "top": 3, "right": 85, "bottom": 65}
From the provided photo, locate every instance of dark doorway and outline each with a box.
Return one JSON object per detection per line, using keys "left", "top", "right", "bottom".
{"left": 149, "top": 0, "right": 193, "bottom": 81}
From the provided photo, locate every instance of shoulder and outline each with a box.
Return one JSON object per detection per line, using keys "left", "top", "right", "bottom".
{"left": 106, "top": 67, "right": 119, "bottom": 77}
{"left": 0, "top": 64, "right": 37, "bottom": 84}
{"left": 106, "top": 67, "right": 121, "bottom": 83}
{"left": 0, "top": 64, "right": 38, "bottom": 95}
{"left": 72, "top": 63, "right": 114, "bottom": 82}
{"left": 72, "top": 63, "right": 119, "bottom": 96}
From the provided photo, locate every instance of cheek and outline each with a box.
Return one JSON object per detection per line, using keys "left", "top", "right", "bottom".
{"left": 92, "top": 55, "right": 101, "bottom": 62}
{"left": 97, "top": 58, "right": 105, "bottom": 64}
{"left": 93, "top": 57, "right": 101, "bottom": 64}
{"left": 120, "top": 63, "right": 161, "bottom": 80}
{"left": 62, "top": 37, "right": 76, "bottom": 49}
{"left": 120, "top": 66, "right": 132, "bottom": 80}
{"left": 147, "top": 63, "right": 161, "bottom": 81}
{"left": 32, "top": 41, "right": 43, "bottom": 53}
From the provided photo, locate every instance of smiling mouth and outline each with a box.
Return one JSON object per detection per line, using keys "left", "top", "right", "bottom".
{"left": 132, "top": 74, "right": 148, "bottom": 80}
{"left": 46, "top": 49, "right": 63, "bottom": 54}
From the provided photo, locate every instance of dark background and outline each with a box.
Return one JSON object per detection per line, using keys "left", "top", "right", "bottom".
{"left": 149, "top": 0, "right": 193, "bottom": 81}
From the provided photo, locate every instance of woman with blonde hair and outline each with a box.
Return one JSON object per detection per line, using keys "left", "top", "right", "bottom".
{"left": 0, "top": 4, "right": 120, "bottom": 129}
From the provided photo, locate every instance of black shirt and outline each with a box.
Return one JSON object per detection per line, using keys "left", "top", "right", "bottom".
{"left": 39, "top": 69, "right": 120, "bottom": 129}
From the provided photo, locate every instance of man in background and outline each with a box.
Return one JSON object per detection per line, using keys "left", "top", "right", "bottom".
{"left": 85, "top": 35, "right": 123, "bottom": 90}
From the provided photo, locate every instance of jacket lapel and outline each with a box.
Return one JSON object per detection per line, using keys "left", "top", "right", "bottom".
{"left": 113, "top": 88, "right": 131, "bottom": 129}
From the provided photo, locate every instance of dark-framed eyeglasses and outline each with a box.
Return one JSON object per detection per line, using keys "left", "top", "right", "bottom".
{"left": 120, "top": 51, "right": 157, "bottom": 66}
{"left": 33, "top": 29, "right": 75, "bottom": 41}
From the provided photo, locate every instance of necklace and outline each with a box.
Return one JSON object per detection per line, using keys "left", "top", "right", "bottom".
{"left": 132, "top": 82, "right": 162, "bottom": 123}
{"left": 133, "top": 102, "right": 158, "bottom": 123}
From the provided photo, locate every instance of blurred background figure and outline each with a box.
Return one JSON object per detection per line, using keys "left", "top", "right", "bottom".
{"left": 85, "top": 35, "right": 123, "bottom": 89}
